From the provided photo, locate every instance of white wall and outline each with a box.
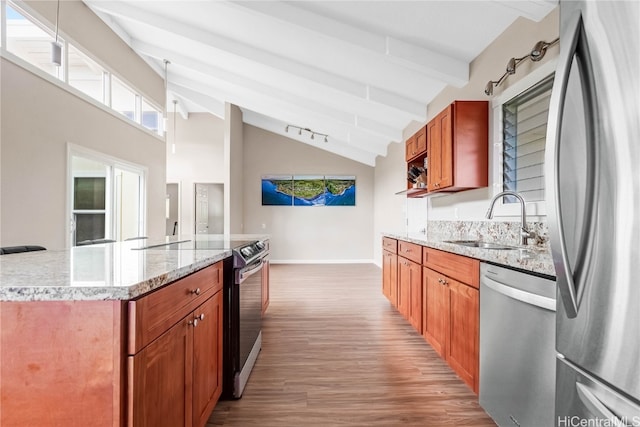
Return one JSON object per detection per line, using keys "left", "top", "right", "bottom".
{"left": 0, "top": 0, "right": 165, "bottom": 250}
{"left": 0, "top": 59, "right": 165, "bottom": 249}
{"left": 373, "top": 9, "right": 560, "bottom": 264}
{"left": 166, "top": 112, "right": 225, "bottom": 235}
{"left": 225, "top": 104, "right": 244, "bottom": 234}
{"left": 243, "top": 125, "right": 374, "bottom": 262}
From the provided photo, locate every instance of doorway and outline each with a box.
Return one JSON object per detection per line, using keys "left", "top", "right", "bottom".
{"left": 166, "top": 183, "right": 180, "bottom": 236}
{"left": 194, "top": 183, "right": 224, "bottom": 234}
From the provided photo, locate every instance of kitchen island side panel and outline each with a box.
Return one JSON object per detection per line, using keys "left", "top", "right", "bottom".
{"left": 0, "top": 300, "right": 125, "bottom": 427}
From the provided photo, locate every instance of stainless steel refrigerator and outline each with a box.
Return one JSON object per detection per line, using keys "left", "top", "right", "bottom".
{"left": 546, "top": 1, "right": 640, "bottom": 425}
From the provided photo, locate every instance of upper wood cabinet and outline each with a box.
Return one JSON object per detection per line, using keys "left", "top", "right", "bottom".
{"left": 405, "top": 126, "right": 427, "bottom": 162}
{"left": 403, "top": 100, "right": 488, "bottom": 197}
{"left": 427, "top": 101, "right": 488, "bottom": 193}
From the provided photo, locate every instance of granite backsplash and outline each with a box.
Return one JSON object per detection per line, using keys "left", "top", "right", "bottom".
{"left": 424, "top": 220, "right": 550, "bottom": 249}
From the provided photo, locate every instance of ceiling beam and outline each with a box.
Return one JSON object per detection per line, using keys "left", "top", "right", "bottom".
{"left": 165, "top": 75, "right": 389, "bottom": 157}
{"left": 229, "top": 1, "right": 469, "bottom": 87}
{"left": 167, "top": 83, "right": 225, "bottom": 119}
{"left": 87, "top": 1, "right": 441, "bottom": 106}
{"left": 135, "top": 41, "right": 405, "bottom": 141}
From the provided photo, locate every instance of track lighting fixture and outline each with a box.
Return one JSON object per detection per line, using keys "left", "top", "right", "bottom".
{"left": 484, "top": 38, "right": 559, "bottom": 96}
{"left": 285, "top": 124, "right": 329, "bottom": 143}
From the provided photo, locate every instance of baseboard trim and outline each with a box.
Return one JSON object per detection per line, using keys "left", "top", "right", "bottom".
{"left": 270, "top": 259, "right": 375, "bottom": 265}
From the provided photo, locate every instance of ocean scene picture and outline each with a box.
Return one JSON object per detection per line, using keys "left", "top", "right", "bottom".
{"left": 261, "top": 175, "right": 356, "bottom": 206}
{"left": 324, "top": 176, "right": 356, "bottom": 206}
{"left": 293, "top": 176, "right": 326, "bottom": 206}
{"left": 261, "top": 175, "right": 294, "bottom": 206}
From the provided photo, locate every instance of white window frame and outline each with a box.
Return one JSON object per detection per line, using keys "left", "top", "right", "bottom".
{"left": 489, "top": 58, "right": 557, "bottom": 218}
{"left": 67, "top": 144, "right": 148, "bottom": 248}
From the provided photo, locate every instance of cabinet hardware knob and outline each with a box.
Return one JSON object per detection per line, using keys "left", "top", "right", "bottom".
{"left": 188, "top": 319, "right": 194, "bottom": 326}
{"left": 191, "top": 288, "right": 201, "bottom": 295}
{"left": 197, "top": 313, "right": 205, "bottom": 321}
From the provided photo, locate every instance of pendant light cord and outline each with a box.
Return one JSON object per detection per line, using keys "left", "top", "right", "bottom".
{"left": 54, "top": 0, "right": 60, "bottom": 43}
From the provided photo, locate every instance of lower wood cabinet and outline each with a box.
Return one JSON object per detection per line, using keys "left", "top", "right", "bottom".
{"left": 382, "top": 238, "right": 480, "bottom": 394}
{"left": 398, "top": 256, "right": 422, "bottom": 332}
{"left": 423, "top": 267, "right": 448, "bottom": 358}
{"left": 382, "top": 249, "right": 398, "bottom": 307}
{"left": 447, "top": 279, "right": 479, "bottom": 393}
{"left": 0, "top": 261, "right": 225, "bottom": 427}
{"left": 128, "top": 262, "right": 224, "bottom": 427}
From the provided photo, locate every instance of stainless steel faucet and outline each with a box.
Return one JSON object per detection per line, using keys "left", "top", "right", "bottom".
{"left": 485, "top": 191, "right": 534, "bottom": 246}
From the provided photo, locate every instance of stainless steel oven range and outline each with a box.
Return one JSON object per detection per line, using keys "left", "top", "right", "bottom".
{"left": 222, "top": 239, "right": 269, "bottom": 399}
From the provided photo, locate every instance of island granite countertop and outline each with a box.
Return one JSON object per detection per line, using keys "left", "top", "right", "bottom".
{"left": 383, "top": 231, "right": 556, "bottom": 278}
{"left": 0, "top": 234, "right": 269, "bottom": 302}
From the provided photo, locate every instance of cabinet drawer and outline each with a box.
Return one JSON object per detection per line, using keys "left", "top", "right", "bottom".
{"left": 382, "top": 237, "right": 398, "bottom": 254}
{"left": 128, "top": 262, "right": 222, "bottom": 354}
{"left": 423, "top": 248, "right": 479, "bottom": 288}
{"left": 398, "top": 240, "right": 422, "bottom": 264}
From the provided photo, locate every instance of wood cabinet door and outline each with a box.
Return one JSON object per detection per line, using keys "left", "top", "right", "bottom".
{"left": 405, "top": 134, "right": 417, "bottom": 161}
{"left": 192, "top": 292, "right": 223, "bottom": 427}
{"left": 422, "top": 267, "right": 449, "bottom": 359}
{"left": 415, "top": 126, "right": 427, "bottom": 154}
{"left": 447, "top": 279, "right": 479, "bottom": 393}
{"left": 397, "top": 258, "right": 412, "bottom": 320}
{"left": 427, "top": 106, "right": 454, "bottom": 191}
{"left": 437, "top": 105, "right": 453, "bottom": 189}
{"left": 382, "top": 250, "right": 398, "bottom": 307}
{"left": 408, "top": 260, "right": 422, "bottom": 333}
{"left": 426, "top": 118, "right": 440, "bottom": 191}
{"left": 129, "top": 317, "right": 192, "bottom": 427}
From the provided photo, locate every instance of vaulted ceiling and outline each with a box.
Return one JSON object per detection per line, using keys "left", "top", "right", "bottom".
{"left": 86, "top": 0, "right": 557, "bottom": 166}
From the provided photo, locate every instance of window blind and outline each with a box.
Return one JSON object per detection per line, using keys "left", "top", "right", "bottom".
{"left": 502, "top": 75, "right": 554, "bottom": 203}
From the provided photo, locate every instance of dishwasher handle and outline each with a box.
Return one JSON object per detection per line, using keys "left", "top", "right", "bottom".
{"left": 482, "top": 275, "right": 556, "bottom": 312}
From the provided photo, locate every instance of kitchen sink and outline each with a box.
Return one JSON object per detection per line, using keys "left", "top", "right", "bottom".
{"left": 443, "top": 240, "right": 519, "bottom": 250}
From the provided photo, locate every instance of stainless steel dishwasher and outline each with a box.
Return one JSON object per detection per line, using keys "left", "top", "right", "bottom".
{"left": 479, "top": 262, "right": 556, "bottom": 427}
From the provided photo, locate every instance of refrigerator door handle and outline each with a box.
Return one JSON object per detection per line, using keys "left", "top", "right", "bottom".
{"left": 546, "top": 10, "right": 596, "bottom": 319}
{"left": 575, "top": 383, "right": 627, "bottom": 425}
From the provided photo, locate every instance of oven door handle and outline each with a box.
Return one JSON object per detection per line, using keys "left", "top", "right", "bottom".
{"left": 239, "top": 259, "right": 264, "bottom": 283}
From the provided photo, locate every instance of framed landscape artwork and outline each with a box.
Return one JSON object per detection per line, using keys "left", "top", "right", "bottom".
{"left": 261, "top": 175, "right": 356, "bottom": 206}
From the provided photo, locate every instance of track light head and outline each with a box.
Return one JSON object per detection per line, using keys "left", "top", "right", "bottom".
{"left": 298, "top": 128, "right": 302, "bottom": 135}
{"left": 311, "top": 133, "right": 315, "bottom": 140}
{"left": 484, "top": 81, "right": 495, "bottom": 96}
{"left": 506, "top": 57, "right": 517, "bottom": 74}
{"left": 530, "top": 41, "right": 548, "bottom": 61}
{"left": 324, "top": 136, "right": 328, "bottom": 143}
{"left": 285, "top": 125, "right": 289, "bottom": 132}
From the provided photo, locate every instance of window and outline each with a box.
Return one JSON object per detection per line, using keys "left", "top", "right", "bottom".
{"left": 502, "top": 75, "right": 554, "bottom": 203}
{"left": 68, "top": 43, "right": 107, "bottom": 103}
{"left": 5, "top": 3, "right": 63, "bottom": 79}
{"left": 2, "top": 1, "right": 163, "bottom": 136}
{"left": 111, "top": 76, "right": 138, "bottom": 120}
{"left": 142, "top": 99, "right": 162, "bottom": 134}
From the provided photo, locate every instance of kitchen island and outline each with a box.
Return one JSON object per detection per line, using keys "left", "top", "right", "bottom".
{"left": 0, "top": 234, "right": 264, "bottom": 427}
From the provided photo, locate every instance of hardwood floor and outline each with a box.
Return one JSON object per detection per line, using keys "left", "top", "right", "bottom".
{"left": 207, "top": 264, "right": 496, "bottom": 426}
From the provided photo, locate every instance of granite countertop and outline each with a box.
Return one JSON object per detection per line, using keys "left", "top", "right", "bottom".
{"left": 383, "top": 231, "right": 556, "bottom": 277}
{"left": 0, "top": 234, "right": 269, "bottom": 302}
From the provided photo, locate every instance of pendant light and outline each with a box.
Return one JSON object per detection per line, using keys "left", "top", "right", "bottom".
{"left": 171, "top": 100, "right": 177, "bottom": 154}
{"left": 51, "top": 0, "right": 62, "bottom": 66}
